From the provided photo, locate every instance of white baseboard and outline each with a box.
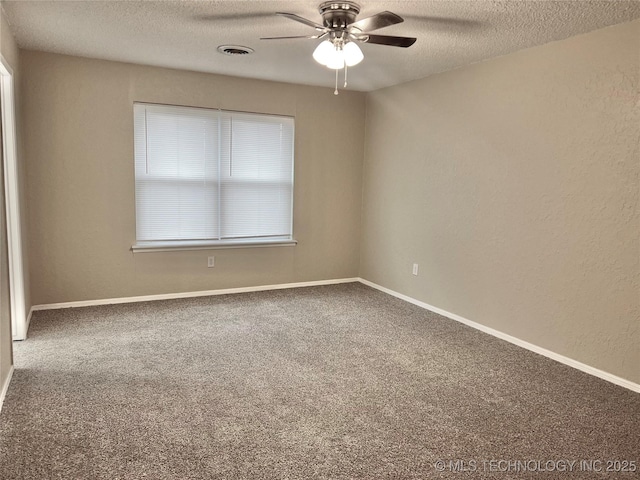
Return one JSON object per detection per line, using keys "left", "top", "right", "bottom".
{"left": 358, "top": 278, "right": 640, "bottom": 394}
{"left": 0, "top": 365, "right": 14, "bottom": 413}
{"left": 31, "top": 278, "right": 360, "bottom": 311}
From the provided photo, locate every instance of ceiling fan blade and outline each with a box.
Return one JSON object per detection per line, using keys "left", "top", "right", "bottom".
{"left": 261, "top": 32, "right": 328, "bottom": 41}
{"left": 357, "top": 34, "right": 416, "bottom": 48}
{"left": 348, "top": 11, "right": 403, "bottom": 33}
{"left": 276, "top": 12, "right": 325, "bottom": 31}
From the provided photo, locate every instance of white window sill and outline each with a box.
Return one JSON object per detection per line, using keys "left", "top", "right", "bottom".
{"left": 131, "top": 238, "right": 297, "bottom": 253}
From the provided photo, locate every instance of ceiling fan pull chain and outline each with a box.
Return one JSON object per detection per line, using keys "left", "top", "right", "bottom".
{"left": 334, "top": 68, "right": 339, "bottom": 95}
{"left": 344, "top": 63, "right": 348, "bottom": 88}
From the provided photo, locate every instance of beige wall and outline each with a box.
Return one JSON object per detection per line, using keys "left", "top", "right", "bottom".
{"left": 361, "top": 20, "right": 640, "bottom": 384}
{"left": 21, "top": 51, "right": 365, "bottom": 305}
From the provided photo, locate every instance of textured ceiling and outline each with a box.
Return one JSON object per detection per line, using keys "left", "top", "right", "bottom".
{"left": 2, "top": 0, "right": 640, "bottom": 91}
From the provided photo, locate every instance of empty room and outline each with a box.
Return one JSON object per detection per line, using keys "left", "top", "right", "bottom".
{"left": 0, "top": 0, "right": 638, "bottom": 478}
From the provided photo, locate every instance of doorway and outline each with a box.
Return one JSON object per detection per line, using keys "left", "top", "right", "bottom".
{"left": 0, "top": 54, "right": 27, "bottom": 341}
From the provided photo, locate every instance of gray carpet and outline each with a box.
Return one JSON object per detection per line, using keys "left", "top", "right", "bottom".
{"left": 0, "top": 283, "right": 638, "bottom": 479}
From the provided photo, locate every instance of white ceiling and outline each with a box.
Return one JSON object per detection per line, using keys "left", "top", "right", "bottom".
{"left": 2, "top": 0, "right": 640, "bottom": 91}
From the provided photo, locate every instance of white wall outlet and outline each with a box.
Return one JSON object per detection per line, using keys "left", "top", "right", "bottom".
{"left": 207, "top": 256, "right": 215, "bottom": 268}
{"left": 412, "top": 263, "right": 419, "bottom": 276}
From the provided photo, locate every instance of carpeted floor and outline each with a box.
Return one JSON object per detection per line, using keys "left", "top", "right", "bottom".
{"left": 0, "top": 283, "right": 638, "bottom": 479}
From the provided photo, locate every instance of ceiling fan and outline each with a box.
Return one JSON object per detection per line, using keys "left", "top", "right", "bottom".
{"left": 260, "top": 1, "right": 416, "bottom": 93}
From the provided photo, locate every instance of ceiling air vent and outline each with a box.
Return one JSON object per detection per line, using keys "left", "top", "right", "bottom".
{"left": 217, "top": 45, "right": 254, "bottom": 56}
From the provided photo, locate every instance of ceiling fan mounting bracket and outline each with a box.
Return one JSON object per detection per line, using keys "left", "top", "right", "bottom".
{"left": 318, "top": 1, "right": 361, "bottom": 29}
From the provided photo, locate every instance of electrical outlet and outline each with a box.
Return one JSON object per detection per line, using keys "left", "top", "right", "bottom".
{"left": 412, "top": 263, "right": 419, "bottom": 276}
{"left": 207, "top": 256, "right": 215, "bottom": 268}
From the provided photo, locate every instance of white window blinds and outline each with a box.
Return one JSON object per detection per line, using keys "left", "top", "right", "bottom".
{"left": 134, "top": 103, "right": 294, "bottom": 247}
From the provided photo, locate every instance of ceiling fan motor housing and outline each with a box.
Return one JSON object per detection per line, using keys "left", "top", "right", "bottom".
{"left": 319, "top": 1, "right": 361, "bottom": 29}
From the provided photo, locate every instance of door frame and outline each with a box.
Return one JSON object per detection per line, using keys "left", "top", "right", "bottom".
{"left": 0, "top": 53, "right": 27, "bottom": 341}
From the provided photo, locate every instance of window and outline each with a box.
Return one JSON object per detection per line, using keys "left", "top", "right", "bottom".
{"left": 132, "top": 103, "right": 295, "bottom": 251}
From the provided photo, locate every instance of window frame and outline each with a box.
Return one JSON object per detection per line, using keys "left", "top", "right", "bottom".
{"left": 131, "top": 102, "right": 296, "bottom": 253}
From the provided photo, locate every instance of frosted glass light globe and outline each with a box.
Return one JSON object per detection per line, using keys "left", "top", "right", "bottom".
{"left": 312, "top": 41, "right": 335, "bottom": 66}
{"left": 343, "top": 41, "right": 364, "bottom": 66}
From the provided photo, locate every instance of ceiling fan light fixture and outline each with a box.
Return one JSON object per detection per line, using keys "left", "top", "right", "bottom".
{"left": 326, "top": 45, "right": 345, "bottom": 69}
{"left": 313, "top": 39, "right": 363, "bottom": 69}
{"left": 343, "top": 41, "right": 363, "bottom": 66}
{"left": 312, "top": 40, "right": 335, "bottom": 66}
